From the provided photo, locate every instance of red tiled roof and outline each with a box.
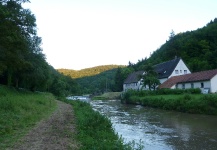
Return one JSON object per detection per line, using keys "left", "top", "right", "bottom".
{"left": 159, "top": 69, "right": 217, "bottom": 88}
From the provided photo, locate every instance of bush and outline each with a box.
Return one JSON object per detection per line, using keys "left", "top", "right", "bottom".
{"left": 122, "top": 88, "right": 201, "bottom": 101}
{"left": 123, "top": 90, "right": 217, "bottom": 115}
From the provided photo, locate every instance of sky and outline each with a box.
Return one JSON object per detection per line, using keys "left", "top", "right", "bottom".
{"left": 23, "top": 0, "right": 217, "bottom": 70}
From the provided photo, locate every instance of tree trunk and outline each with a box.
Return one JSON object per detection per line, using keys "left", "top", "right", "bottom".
{"left": 7, "top": 69, "right": 12, "bottom": 87}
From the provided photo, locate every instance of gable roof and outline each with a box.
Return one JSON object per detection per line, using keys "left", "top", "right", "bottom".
{"left": 153, "top": 57, "right": 181, "bottom": 79}
{"left": 159, "top": 69, "right": 217, "bottom": 88}
{"left": 124, "top": 71, "right": 144, "bottom": 84}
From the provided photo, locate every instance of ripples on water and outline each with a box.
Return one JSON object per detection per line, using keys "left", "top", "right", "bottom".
{"left": 91, "top": 100, "right": 217, "bottom": 150}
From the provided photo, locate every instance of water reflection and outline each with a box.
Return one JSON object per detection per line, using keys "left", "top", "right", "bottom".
{"left": 91, "top": 100, "right": 217, "bottom": 150}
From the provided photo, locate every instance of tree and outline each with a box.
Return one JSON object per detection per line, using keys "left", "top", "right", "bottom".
{"left": 141, "top": 64, "right": 160, "bottom": 90}
{"left": 114, "top": 67, "right": 134, "bottom": 91}
{"left": 169, "top": 29, "right": 175, "bottom": 40}
{"left": 0, "top": 0, "right": 36, "bottom": 86}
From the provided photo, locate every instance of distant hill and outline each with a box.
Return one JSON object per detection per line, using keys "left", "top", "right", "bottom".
{"left": 134, "top": 18, "right": 217, "bottom": 72}
{"left": 76, "top": 68, "right": 120, "bottom": 94}
{"left": 58, "top": 65, "right": 125, "bottom": 79}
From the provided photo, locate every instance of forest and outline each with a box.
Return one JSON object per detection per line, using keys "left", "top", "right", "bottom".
{"left": 0, "top": 0, "right": 80, "bottom": 96}
{"left": 58, "top": 65, "right": 124, "bottom": 79}
{"left": 135, "top": 18, "right": 217, "bottom": 71}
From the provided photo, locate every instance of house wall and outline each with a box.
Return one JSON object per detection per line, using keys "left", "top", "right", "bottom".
{"left": 176, "top": 81, "right": 211, "bottom": 92}
{"left": 169, "top": 59, "right": 191, "bottom": 78}
{"left": 159, "top": 78, "right": 168, "bottom": 84}
{"left": 123, "top": 81, "right": 142, "bottom": 92}
{"left": 211, "top": 75, "right": 217, "bottom": 93}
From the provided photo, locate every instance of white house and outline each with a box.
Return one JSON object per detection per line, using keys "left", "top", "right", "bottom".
{"left": 123, "top": 57, "right": 191, "bottom": 92}
{"left": 123, "top": 71, "right": 144, "bottom": 92}
{"left": 158, "top": 69, "right": 217, "bottom": 93}
{"left": 153, "top": 57, "right": 191, "bottom": 84}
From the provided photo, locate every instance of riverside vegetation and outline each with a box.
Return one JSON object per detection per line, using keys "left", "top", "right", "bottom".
{"left": 65, "top": 99, "right": 144, "bottom": 150}
{"left": 0, "top": 85, "right": 56, "bottom": 149}
{"left": 0, "top": 85, "right": 141, "bottom": 149}
{"left": 121, "top": 89, "right": 217, "bottom": 115}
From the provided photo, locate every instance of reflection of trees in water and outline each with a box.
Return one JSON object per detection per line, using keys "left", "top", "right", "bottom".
{"left": 159, "top": 112, "right": 217, "bottom": 150}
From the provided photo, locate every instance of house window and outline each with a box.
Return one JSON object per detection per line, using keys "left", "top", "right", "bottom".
{"left": 201, "top": 83, "right": 204, "bottom": 88}
{"left": 175, "top": 84, "right": 178, "bottom": 89}
{"left": 182, "top": 83, "right": 185, "bottom": 89}
{"left": 180, "top": 70, "right": 182, "bottom": 73}
{"left": 175, "top": 70, "right": 179, "bottom": 74}
{"left": 184, "top": 70, "right": 187, "bottom": 74}
{"left": 191, "top": 83, "right": 194, "bottom": 88}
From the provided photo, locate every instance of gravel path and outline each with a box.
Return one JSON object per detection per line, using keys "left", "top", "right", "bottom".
{"left": 12, "top": 100, "right": 79, "bottom": 150}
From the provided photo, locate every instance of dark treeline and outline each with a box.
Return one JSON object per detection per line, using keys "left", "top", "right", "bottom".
{"left": 0, "top": 0, "right": 80, "bottom": 96}
{"left": 114, "top": 18, "right": 217, "bottom": 91}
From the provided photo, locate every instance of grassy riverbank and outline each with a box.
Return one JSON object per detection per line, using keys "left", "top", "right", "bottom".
{"left": 0, "top": 85, "right": 56, "bottom": 149}
{"left": 92, "top": 92, "right": 121, "bottom": 100}
{"left": 122, "top": 89, "right": 217, "bottom": 115}
{"left": 66, "top": 100, "right": 142, "bottom": 150}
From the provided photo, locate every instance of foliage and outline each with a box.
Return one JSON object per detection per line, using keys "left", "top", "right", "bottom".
{"left": 92, "top": 92, "right": 121, "bottom": 100}
{"left": 58, "top": 65, "right": 125, "bottom": 79}
{"left": 0, "top": 85, "right": 56, "bottom": 149}
{"left": 133, "top": 18, "right": 217, "bottom": 72}
{"left": 122, "top": 88, "right": 201, "bottom": 99}
{"left": 122, "top": 90, "right": 217, "bottom": 115}
{"left": 114, "top": 67, "right": 135, "bottom": 91}
{"left": 66, "top": 100, "right": 133, "bottom": 150}
{"left": 140, "top": 64, "right": 160, "bottom": 90}
{"left": 0, "top": 1, "right": 79, "bottom": 96}
{"left": 75, "top": 68, "right": 121, "bottom": 94}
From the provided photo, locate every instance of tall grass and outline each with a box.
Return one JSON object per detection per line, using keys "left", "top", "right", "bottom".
{"left": 66, "top": 100, "right": 137, "bottom": 150}
{"left": 123, "top": 93, "right": 217, "bottom": 115}
{"left": 0, "top": 85, "right": 56, "bottom": 149}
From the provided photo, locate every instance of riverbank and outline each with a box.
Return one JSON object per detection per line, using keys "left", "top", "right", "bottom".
{"left": 65, "top": 99, "right": 134, "bottom": 150}
{"left": 92, "top": 92, "right": 121, "bottom": 100}
{"left": 13, "top": 100, "right": 79, "bottom": 150}
{"left": 0, "top": 85, "right": 57, "bottom": 149}
{"left": 121, "top": 89, "right": 217, "bottom": 115}
{"left": 0, "top": 85, "right": 132, "bottom": 149}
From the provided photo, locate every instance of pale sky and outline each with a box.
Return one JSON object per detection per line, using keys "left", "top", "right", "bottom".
{"left": 23, "top": 0, "right": 217, "bottom": 70}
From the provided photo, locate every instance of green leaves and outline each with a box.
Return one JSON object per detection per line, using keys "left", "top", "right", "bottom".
{"left": 141, "top": 64, "right": 160, "bottom": 90}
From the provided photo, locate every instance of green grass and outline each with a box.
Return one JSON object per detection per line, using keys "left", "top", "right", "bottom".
{"left": 66, "top": 100, "right": 140, "bottom": 150}
{"left": 0, "top": 85, "right": 57, "bottom": 149}
{"left": 123, "top": 92, "right": 217, "bottom": 115}
{"left": 92, "top": 92, "right": 121, "bottom": 100}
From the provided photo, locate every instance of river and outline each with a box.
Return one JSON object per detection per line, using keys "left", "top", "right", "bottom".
{"left": 90, "top": 100, "right": 217, "bottom": 150}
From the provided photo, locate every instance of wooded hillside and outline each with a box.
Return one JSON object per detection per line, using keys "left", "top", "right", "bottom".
{"left": 58, "top": 65, "right": 125, "bottom": 79}
{"left": 114, "top": 18, "right": 217, "bottom": 92}
{"left": 134, "top": 18, "right": 217, "bottom": 72}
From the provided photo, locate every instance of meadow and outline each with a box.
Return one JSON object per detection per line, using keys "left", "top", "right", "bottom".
{"left": 0, "top": 85, "right": 56, "bottom": 149}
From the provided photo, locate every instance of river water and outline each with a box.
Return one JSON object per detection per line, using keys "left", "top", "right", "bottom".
{"left": 90, "top": 100, "right": 217, "bottom": 150}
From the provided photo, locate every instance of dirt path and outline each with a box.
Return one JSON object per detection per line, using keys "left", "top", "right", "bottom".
{"left": 13, "top": 100, "right": 79, "bottom": 150}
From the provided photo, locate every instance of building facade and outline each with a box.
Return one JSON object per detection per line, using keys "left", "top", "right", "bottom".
{"left": 123, "top": 57, "right": 191, "bottom": 91}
